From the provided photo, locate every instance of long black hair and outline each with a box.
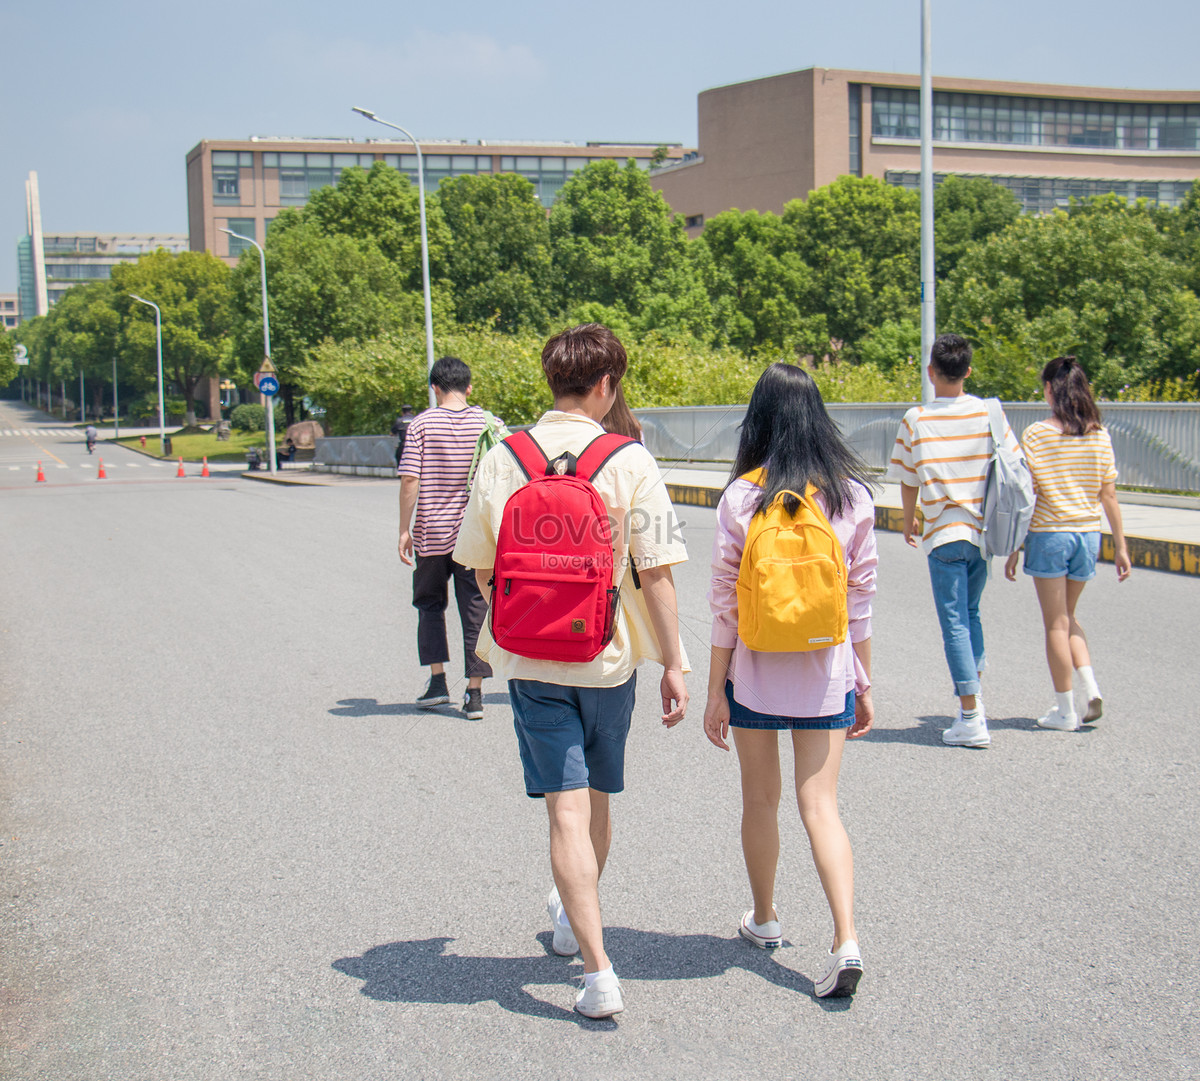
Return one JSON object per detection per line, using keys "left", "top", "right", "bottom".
{"left": 729, "top": 363, "right": 876, "bottom": 519}
{"left": 1043, "top": 356, "right": 1102, "bottom": 436}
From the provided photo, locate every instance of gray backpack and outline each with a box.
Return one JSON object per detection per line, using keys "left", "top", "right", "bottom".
{"left": 981, "top": 398, "right": 1036, "bottom": 558}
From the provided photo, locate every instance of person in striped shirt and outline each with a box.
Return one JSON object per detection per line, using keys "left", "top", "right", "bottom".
{"left": 1003, "top": 356, "right": 1131, "bottom": 732}
{"left": 887, "top": 333, "right": 1020, "bottom": 749}
{"left": 398, "top": 357, "right": 493, "bottom": 720}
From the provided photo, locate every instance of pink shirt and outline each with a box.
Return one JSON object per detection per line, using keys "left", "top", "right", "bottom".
{"left": 709, "top": 478, "right": 877, "bottom": 718}
{"left": 398, "top": 405, "right": 487, "bottom": 557}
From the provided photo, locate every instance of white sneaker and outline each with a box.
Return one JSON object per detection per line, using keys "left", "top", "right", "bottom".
{"left": 1082, "top": 695, "right": 1103, "bottom": 724}
{"left": 1037, "top": 706, "right": 1080, "bottom": 731}
{"left": 547, "top": 886, "right": 578, "bottom": 957}
{"left": 575, "top": 969, "right": 624, "bottom": 1018}
{"left": 815, "top": 940, "right": 863, "bottom": 998}
{"left": 739, "top": 909, "right": 782, "bottom": 949}
{"left": 942, "top": 705, "right": 990, "bottom": 747}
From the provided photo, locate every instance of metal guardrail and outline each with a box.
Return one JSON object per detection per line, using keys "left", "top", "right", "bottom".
{"left": 634, "top": 402, "right": 1200, "bottom": 492}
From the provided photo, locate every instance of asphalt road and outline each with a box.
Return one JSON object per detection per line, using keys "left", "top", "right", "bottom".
{"left": 2, "top": 423, "right": 1197, "bottom": 1080}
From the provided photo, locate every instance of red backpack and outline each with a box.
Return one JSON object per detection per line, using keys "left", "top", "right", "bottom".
{"left": 489, "top": 430, "right": 635, "bottom": 663}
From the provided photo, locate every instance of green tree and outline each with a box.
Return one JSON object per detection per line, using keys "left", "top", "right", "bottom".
{"left": 299, "top": 163, "right": 451, "bottom": 289}
{"left": 696, "top": 208, "right": 827, "bottom": 356}
{"left": 112, "top": 250, "right": 233, "bottom": 426}
{"left": 783, "top": 176, "right": 921, "bottom": 354}
{"left": 0, "top": 330, "right": 17, "bottom": 390}
{"left": 933, "top": 175, "right": 1021, "bottom": 280}
{"left": 229, "top": 217, "right": 426, "bottom": 423}
{"left": 436, "top": 173, "right": 556, "bottom": 332}
{"left": 941, "top": 199, "right": 1200, "bottom": 396}
{"left": 43, "top": 280, "right": 127, "bottom": 416}
{"left": 549, "top": 159, "right": 711, "bottom": 339}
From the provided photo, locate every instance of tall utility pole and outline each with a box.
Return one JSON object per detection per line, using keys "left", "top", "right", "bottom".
{"left": 919, "top": 0, "right": 936, "bottom": 403}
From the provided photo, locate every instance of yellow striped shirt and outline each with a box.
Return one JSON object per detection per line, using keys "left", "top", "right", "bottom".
{"left": 1022, "top": 420, "right": 1117, "bottom": 532}
{"left": 886, "top": 395, "right": 1019, "bottom": 553}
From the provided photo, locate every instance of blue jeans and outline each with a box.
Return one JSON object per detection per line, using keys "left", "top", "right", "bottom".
{"left": 927, "top": 540, "right": 988, "bottom": 697}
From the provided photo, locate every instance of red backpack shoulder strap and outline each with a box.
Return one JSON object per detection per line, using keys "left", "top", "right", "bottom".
{"left": 501, "top": 430, "right": 549, "bottom": 480}
{"left": 574, "top": 433, "right": 635, "bottom": 482}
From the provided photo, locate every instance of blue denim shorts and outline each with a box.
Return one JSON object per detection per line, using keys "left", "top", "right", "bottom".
{"left": 508, "top": 674, "right": 637, "bottom": 798}
{"left": 1023, "top": 530, "right": 1100, "bottom": 581}
{"left": 725, "top": 681, "right": 855, "bottom": 730}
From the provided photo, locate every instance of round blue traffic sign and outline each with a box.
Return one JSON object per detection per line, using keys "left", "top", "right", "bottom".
{"left": 259, "top": 375, "right": 280, "bottom": 396}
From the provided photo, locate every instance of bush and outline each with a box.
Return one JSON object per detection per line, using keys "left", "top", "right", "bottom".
{"left": 230, "top": 403, "right": 267, "bottom": 431}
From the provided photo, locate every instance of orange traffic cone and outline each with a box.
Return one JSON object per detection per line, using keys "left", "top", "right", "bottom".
{"left": 35, "top": 461, "right": 46, "bottom": 482}
{"left": 176, "top": 456, "right": 186, "bottom": 478}
{"left": 201, "top": 456, "right": 210, "bottom": 478}
{"left": 97, "top": 458, "right": 107, "bottom": 479}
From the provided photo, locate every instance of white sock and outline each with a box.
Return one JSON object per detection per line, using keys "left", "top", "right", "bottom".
{"left": 1077, "top": 666, "right": 1101, "bottom": 701}
{"left": 961, "top": 707, "right": 981, "bottom": 723}
{"left": 1055, "top": 690, "right": 1076, "bottom": 719}
{"left": 584, "top": 966, "right": 614, "bottom": 988}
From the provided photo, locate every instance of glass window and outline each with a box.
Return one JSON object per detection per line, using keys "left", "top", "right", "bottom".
{"left": 424, "top": 155, "right": 450, "bottom": 170}
{"left": 848, "top": 84, "right": 862, "bottom": 176}
{"left": 239, "top": 152, "right": 253, "bottom": 167}
{"left": 500, "top": 156, "right": 515, "bottom": 170}
{"left": 566, "top": 158, "right": 587, "bottom": 172}
{"left": 225, "top": 218, "right": 256, "bottom": 256}
{"left": 451, "top": 155, "right": 477, "bottom": 170}
{"left": 213, "top": 160, "right": 239, "bottom": 203}
{"left": 515, "top": 156, "right": 540, "bottom": 170}
{"left": 263, "top": 152, "right": 279, "bottom": 168}
{"left": 280, "top": 153, "right": 305, "bottom": 167}
{"left": 383, "top": 154, "right": 401, "bottom": 168}
{"left": 306, "top": 153, "right": 332, "bottom": 167}
{"left": 212, "top": 151, "right": 239, "bottom": 165}
{"left": 333, "top": 154, "right": 359, "bottom": 169}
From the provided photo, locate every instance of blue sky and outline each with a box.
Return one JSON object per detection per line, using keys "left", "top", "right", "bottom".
{"left": 3, "top": 0, "right": 1198, "bottom": 293}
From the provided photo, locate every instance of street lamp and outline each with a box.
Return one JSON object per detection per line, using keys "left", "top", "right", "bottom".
{"left": 352, "top": 106, "right": 436, "bottom": 409}
{"left": 919, "top": 0, "right": 936, "bottom": 404}
{"left": 220, "top": 227, "right": 277, "bottom": 473}
{"left": 129, "top": 294, "right": 167, "bottom": 454}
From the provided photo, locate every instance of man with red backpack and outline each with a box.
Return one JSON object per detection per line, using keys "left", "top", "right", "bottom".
{"left": 453, "top": 324, "right": 689, "bottom": 1019}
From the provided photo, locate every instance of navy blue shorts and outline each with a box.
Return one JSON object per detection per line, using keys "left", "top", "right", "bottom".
{"left": 509, "top": 674, "right": 637, "bottom": 798}
{"left": 725, "top": 681, "right": 854, "bottom": 730}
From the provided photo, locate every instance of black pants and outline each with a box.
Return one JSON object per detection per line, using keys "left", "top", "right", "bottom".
{"left": 412, "top": 553, "right": 493, "bottom": 679}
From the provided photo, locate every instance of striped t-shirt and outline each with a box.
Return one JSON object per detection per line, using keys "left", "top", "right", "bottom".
{"left": 398, "top": 405, "right": 487, "bottom": 557}
{"left": 886, "top": 394, "right": 1020, "bottom": 553}
{"left": 1022, "top": 420, "right": 1118, "bottom": 532}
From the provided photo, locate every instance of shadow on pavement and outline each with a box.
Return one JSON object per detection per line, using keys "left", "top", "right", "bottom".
{"left": 328, "top": 691, "right": 511, "bottom": 719}
{"left": 333, "top": 928, "right": 848, "bottom": 1023}
{"left": 866, "top": 713, "right": 1038, "bottom": 745}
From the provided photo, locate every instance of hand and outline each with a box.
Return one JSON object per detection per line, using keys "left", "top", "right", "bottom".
{"left": 660, "top": 668, "right": 688, "bottom": 727}
{"left": 1115, "top": 548, "right": 1132, "bottom": 582}
{"left": 1004, "top": 552, "right": 1020, "bottom": 581}
{"left": 398, "top": 531, "right": 414, "bottom": 566}
{"left": 903, "top": 519, "right": 920, "bottom": 548}
{"left": 847, "top": 689, "right": 874, "bottom": 739}
{"left": 703, "top": 692, "right": 731, "bottom": 751}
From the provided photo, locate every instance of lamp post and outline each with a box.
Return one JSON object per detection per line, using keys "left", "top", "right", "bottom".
{"left": 129, "top": 294, "right": 166, "bottom": 454}
{"left": 113, "top": 356, "right": 119, "bottom": 441}
{"left": 220, "top": 228, "right": 277, "bottom": 474}
{"left": 919, "top": 0, "right": 936, "bottom": 404}
{"left": 351, "top": 106, "right": 436, "bottom": 409}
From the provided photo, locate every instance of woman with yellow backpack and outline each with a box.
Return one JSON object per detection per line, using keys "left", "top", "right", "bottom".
{"left": 703, "top": 362, "right": 877, "bottom": 999}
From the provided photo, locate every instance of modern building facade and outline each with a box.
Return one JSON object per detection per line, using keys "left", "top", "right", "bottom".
{"left": 187, "top": 137, "right": 691, "bottom": 261}
{"left": 651, "top": 68, "right": 1200, "bottom": 235}
{"left": 1, "top": 293, "right": 17, "bottom": 330}
{"left": 17, "top": 171, "right": 188, "bottom": 322}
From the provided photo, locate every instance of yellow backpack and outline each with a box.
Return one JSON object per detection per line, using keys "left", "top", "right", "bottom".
{"left": 735, "top": 469, "right": 849, "bottom": 653}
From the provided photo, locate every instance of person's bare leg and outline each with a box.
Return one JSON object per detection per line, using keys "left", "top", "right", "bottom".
{"left": 1033, "top": 576, "right": 1073, "bottom": 692}
{"left": 732, "top": 728, "right": 782, "bottom": 926}
{"left": 793, "top": 729, "right": 856, "bottom": 949}
{"left": 1065, "top": 578, "right": 1092, "bottom": 669}
{"left": 545, "top": 789, "right": 608, "bottom": 974}
{"left": 589, "top": 789, "right": 612, "bottom": 879}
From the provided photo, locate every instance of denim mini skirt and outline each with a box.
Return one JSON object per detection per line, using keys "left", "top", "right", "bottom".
{"left": 725, "top": 681, "right": 855, "bottom": 730}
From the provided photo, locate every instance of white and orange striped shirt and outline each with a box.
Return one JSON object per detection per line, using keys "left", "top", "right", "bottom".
{"left": 886, "top": 394, "right": 1019, "bottom": 553}
{"left": 1022, "top": 420, "right": 1118, "bottom": 532}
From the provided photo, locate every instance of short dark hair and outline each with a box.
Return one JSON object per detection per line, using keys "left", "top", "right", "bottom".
{"left": 429, "top": 356, "right": 471, "bottom": 393}
{"left": 541, "top": 324, "right": 628, "bottom": 399}
{"left": 929, "top": 333, "right": 973, "bottom": 381}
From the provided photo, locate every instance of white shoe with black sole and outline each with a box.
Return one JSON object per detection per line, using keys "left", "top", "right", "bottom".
{"left": 547, "top": 886, "right": 579, "bottom": 957}
{"left": 815, "top": 940, "right": 863, "bottom": 998}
